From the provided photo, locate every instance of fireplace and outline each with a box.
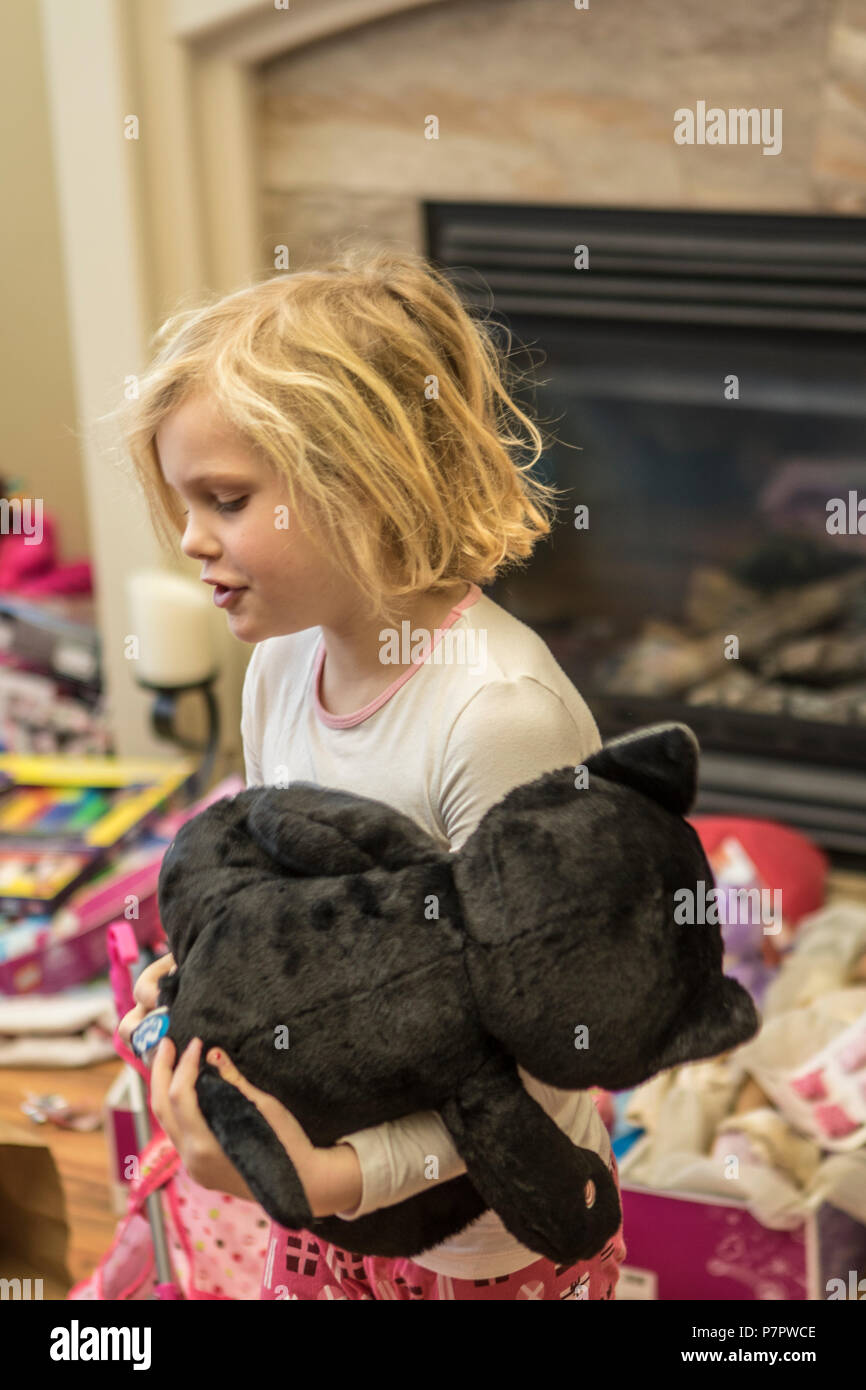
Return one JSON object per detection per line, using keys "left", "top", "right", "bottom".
{"left": 425, "top": 202, "right": 866, "bottom": 857}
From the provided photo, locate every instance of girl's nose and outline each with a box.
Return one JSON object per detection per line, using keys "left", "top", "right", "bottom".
{"left": 181, "top": 515, "right": 220, "bottom": 561}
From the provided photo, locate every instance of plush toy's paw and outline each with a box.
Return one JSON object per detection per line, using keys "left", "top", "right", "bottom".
{"left": 440, "top": 1051, "right": 622, "bottom": 1266}
{"left": 195, "top": 1069, "right": 315, "bottom": 1229}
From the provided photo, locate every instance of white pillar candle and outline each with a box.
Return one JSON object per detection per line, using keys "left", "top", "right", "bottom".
{"left": 126, "top": 569, "right": 217, "bottom": 687}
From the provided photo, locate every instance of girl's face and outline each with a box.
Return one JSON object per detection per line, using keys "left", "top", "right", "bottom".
{"left": 156, "top": 392, "right": 354, "bottom": 643}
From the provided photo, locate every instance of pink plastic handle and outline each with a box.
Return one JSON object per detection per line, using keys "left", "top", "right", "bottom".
{"left": 107, "top": 920, "right": 140, "bottom": 1018}
{"left": 108, "top": 919, "right": 157, "bottom": 1085}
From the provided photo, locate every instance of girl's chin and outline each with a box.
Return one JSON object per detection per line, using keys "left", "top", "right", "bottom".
{"left": 222, "top": 589, "right": 251, "bottom": 614}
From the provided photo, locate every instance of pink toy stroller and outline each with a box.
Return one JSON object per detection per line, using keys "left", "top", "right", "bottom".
{"left": 67, "top": 919, "right": 270, "bottom": 1301}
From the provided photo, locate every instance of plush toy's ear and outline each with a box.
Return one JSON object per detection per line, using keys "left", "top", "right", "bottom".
{"left": 247, "top": 786, "right": 376, "bottom": 876}
{"left": 246, "top": 783, "right": 446, "bottom": 876}
{"left": 584, "top": 722, "right": 699, "bottom": 816}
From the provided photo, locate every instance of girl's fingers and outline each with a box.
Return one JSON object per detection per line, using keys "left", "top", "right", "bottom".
{"left": 117, "top": 1004, "right": 144, "bottom": 1046}
{"left": 133, "top": 953, "right": 176, "bottom": 1009}
{"left": 168, "top": 1037, "right": 203, "bottom": 1106}
{"left": 207, "top": 1050, "right": 275, "bottom": 1114}
{"left": 152, "top": 1037, "right": 210, "bottom": 1149}
{"left": 207, "top": 1048, "right": 313, "bottom": 1159}
{"left": 149, "top": 1035, "right": 174, "bottom": 1134}
{"left": 151, "top": 1034, "right": 175, "bottom": 1086}
{"left": 208, "top": 1049, "right": 254, "bottom": 1096}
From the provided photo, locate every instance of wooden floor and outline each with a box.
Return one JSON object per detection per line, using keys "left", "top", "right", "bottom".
{"left": 2, "top": 868, "right": 865, "bottom": 1300}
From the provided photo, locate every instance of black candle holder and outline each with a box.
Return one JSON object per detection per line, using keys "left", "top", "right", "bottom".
{"left": 136, "top": 671, "right": 221, "bottom": 800}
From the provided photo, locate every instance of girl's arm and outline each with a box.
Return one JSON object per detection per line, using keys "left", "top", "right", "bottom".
{"left": 317, "top": 1076, "right": 590, "bottom": 1218}
{"left": 194, "top": 1048, "right": 464, "bottom": 1218}
{"left": 321, "top": 1109, "right": 468, "bottom": 1218}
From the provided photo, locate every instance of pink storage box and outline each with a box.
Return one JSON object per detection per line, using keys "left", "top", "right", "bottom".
{"left": 0, "top": 897, "right": 162, "bottom": 995}
{"left": 0, "top": 777, "right": 245, "bottom": 996}
{"left": 618, "top": 1181, "right": 866, "bottom": 1300}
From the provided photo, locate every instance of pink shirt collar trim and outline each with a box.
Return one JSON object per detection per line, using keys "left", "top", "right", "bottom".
{"left": 313, "top": 582, "right": 482, "bottom": 729}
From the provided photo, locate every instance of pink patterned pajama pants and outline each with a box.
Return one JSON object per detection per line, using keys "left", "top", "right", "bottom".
{"left": 260, "top": 1152, "right": 627, "bottom": 1301}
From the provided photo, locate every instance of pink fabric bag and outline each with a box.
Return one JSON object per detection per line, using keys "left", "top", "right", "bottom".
{"left": 67, "top": 1129, "right": 271, "bottom": 1301}
{"left": 69, "top": 932, "right": 272, "bottom": 1302}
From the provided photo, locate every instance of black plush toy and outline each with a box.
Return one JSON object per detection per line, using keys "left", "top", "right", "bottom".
{"left": 155, "top": 722, "right": 759, "bottom": 1265}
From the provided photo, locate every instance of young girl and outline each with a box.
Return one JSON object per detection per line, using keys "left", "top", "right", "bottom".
{"left": 116, "top": 244, "right": 627, "bottom": 1301}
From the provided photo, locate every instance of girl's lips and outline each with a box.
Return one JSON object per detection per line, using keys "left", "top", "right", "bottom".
{"left": 213, "top": 584, "right": 247, "bottom": 609}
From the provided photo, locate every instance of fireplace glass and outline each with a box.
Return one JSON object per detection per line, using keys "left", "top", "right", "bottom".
{"left": 488, "top": 318, "right": 866, "bottom": 766}
{"left": 426, "top": 201, "right": 866, "bottom": 851}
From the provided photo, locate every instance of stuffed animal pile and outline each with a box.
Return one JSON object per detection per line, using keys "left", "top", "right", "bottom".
{"left": 155, "top": 721, "right": 759, "bottom": 1264}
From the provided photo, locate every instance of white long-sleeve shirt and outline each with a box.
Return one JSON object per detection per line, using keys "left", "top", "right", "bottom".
{"left": 240, "top": 580, "right": 614, "bottom": 1278}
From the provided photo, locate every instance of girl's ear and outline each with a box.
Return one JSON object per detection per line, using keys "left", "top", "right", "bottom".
{"left": 584, "top": 723, "right": 700, "bottom": 816}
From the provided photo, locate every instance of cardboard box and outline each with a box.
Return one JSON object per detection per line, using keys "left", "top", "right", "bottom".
{"left": 0, "top": 1116, "right": 72, "bottom": 1300}
{"left": 618, "top": 1181, "right": 866, "bottom": 1300}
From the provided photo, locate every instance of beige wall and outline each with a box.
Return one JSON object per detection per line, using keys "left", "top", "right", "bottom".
{"left": 0, "top": 0, "right": 89, "bottom": 563}
{"left": 20, "top": 0, "right": 254, "bottom": 772}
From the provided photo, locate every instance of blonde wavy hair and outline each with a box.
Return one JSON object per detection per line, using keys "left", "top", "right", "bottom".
{"left": 111, "top": 243, "right": 564, "bottom": 628}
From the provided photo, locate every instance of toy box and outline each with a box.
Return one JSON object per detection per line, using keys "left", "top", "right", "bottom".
{"left": 0, "top": 885, "right": 163, "bottom": 995}
{"left": 0, "top": 754, "right": 195, "bottom": 854}
{"left": 617, "top": 1181, "right": 866, "bottom": 1300}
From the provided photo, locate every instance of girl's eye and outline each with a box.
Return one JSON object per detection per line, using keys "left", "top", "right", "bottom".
{"left": 180, "top": 498, "right": 248, "bottom": 517}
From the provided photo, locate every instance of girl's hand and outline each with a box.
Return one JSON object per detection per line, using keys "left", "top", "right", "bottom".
{"left": 118, "top": 952, "right": 176, "bottom": 1048}
{"left": 150, "top": 1036, "right": 333, "bottom": 1214}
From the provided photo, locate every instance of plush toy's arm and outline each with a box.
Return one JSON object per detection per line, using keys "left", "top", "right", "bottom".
{"left": 439, "top": 1050, "right": 621, "bottom": 1266}
{"left": 194, "top": 1068, "right": 315, "bottom": 1231}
